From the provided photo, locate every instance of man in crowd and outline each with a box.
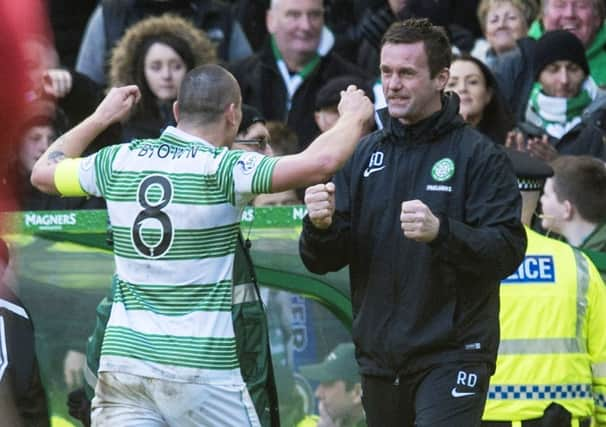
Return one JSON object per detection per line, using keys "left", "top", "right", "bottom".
{"left": 494, "top": 0, "right": 606, "bottom": 121}
{"left": 300, "top": 342, "right": 366, "bottom": 427}
{"left": 229, "top": 0, "right": 369, "bottom": 151}
{"left": 300, "top": 18, "right": 526, "bottom": 427}
{"left": 505, "top": 30, "right": 606, "bottom": 161}
{"left": 30, "top": 64, "right": 373, "bottom": 425}
{"left": 481, "top": 149, "right": 606, "bottom": 426}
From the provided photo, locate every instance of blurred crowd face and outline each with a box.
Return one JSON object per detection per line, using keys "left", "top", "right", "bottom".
{"left": 20, "top": 125, "right": 55, "bottom": 174}
{"left": 267, "top": 0, "right": 324, "bottom": 62}
{"left": 388, "top": 0, "right": 408, "bottom": 15}
{"left": 446, "top": 59, "right": 493, "bottom": 126}
{"left": 543, "top": 0, "right": 601, "bottom": 46}
{"left": 144, "top": 42, "right": 187, "bottom": 102}
{"left": 381, "top": 41, "right": 449, "bottom": 125}
{"left": 485, "top": 1, "right": 528, "bottom": 54}
{"left": 315, "top": 380, "right": 360, "bottom": 424}
{"left": 539, "top": 177, "right": 567, "bottom": 233}
{"left": 314, "top": 106, "right": 339, "bottom": 132}
{"left": 253, "top": 190, "right": 300, "bottom": 206}
{"left": 538, "top": 60, "right": 586, "bottom": 98}
{"left": 235, "top": 122, "right": 273, "bottom": 156}
{"left": 25, "top": 38, "right": 59, "bottom": 97}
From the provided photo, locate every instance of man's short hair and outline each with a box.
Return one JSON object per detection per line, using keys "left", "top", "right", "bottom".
{"left": 381, "top": 18, "right": 452, "bottom": 78}
{"left": 177, "top": 64, "right": 241, "bottom": 126}
{"left": 551, "top": 155, "right": 606, "bottom": 223}
{"left": 542, "top": 0, "right": 605, "bottom": 22}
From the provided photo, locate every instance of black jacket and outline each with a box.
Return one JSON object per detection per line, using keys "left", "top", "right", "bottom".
{"left": 517, "top": 96, "right": 606, "bottom": 161}
{"left": 229, "top": 40, "right": 369, "bottom": 150}
{"left": 0, "top": 284, "right": 49, "bottom": 426}
{"left": 299, "top": 94, "right": 526, "bottom": 378}
{"left": 491, "top": 37, "right": 537, "bottom": 123}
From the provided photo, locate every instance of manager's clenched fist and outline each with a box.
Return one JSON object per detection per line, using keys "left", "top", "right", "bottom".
{"left": 304, "top": 182, "right": 336, "bottom": 230}
{"left": 400, "top": 199, "right": 440, "bottom": 243}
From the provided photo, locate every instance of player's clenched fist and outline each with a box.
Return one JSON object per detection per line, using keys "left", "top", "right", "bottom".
{"left": 305, "top": 182, "right": 336, "bottom": 230}
{"left": 400, "top": 199, "right": 440, "bottom": 243}
{"left": 338, "top": 85, "right": 374, "bottom": 125}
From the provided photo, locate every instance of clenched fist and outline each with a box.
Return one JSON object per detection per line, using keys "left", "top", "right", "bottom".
{"left": 304, "top": 182, "right": 336, "bottom": 230}
{"left": 400, "top": 199, "right": 440, "bottom": 243}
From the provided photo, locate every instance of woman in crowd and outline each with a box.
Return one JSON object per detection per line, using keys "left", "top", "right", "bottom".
{"left": 446, "top": 53, "right": 514, "bottom": 144}
{"left": 472, "top": 0, "right": 538, "bottom": 67}
{"left": 108, "top": 14, "right": 217, "bottom": 141}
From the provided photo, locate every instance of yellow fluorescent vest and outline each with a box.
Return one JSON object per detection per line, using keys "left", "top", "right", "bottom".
{"left": 483, "top": 227, "right": 606, "bottom": 423}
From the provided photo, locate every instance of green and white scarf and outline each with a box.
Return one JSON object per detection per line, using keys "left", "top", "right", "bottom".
{"left": 271, "top": 27, "right": 334, "bottom": 111}
{"left": 526, "top": 77, "right": 598, "bottom": 139}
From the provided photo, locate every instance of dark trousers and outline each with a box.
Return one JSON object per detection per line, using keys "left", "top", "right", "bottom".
{"left": 362, "top": 361, "right": 490, "bottom": 427}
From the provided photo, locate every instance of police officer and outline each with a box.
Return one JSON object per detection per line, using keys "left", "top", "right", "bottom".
{"left": 481, "top": 150, "right": 606, "bottom": 427}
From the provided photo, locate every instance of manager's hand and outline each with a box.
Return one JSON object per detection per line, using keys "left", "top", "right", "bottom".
{"left": 400, "top": 199, "right": 440, "bottom": 243}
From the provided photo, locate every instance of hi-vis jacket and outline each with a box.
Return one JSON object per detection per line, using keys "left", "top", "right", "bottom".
{"left": 483, "top": 227, "right": 606, "bottom": 423}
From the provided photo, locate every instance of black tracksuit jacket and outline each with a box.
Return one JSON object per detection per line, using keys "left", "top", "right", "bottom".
{"left": 299, "top": 94, "right": 527, "bottom": 379}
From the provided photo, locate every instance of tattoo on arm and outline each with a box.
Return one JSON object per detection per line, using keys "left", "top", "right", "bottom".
{"left": 47, "top": 150, "right": 66, "bottom": 164}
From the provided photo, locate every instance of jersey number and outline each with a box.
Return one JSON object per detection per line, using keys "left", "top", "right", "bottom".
{"left": 132, "top": 175, "right": 173, "bottom": 258}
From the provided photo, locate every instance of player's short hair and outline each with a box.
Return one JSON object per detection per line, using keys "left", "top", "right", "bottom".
{"left": 177, "top": 64, "right": 241, "bottom": 126}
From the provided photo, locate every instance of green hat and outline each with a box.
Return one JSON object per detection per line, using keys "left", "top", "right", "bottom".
{"left": 299, "top": 343, "right": 359, "bottom": 384}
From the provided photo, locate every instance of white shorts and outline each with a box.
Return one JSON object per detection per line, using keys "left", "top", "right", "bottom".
{"left": 91, "top": 372, "right": 261, "bottom": 427}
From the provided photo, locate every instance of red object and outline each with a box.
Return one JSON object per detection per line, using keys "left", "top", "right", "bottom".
{"left": 0, "top": 0, "right": 51, "bottom": 212}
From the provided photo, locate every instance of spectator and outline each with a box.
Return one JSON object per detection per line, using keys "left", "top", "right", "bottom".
{"left": 481, "top": 149, "right": 606, "bottom": 426}
{"left": 493, "top": 0, "right": 606, "bottom": 121}
{"left": 0, "top": 238, "right": 50, "bottom": 426}
{"left": 471, "top": 0, "right": 538, "bottom": 68}
{"left": 0, "top": 0, "right": 49, "bottom": 211}
{"left": 300, "top": 343, "right": 366, "bottom": 427}
{"left": 540, "top": 155, "right": 606, "bottom": 275}
{"left": 446, "top": 54, "right": 515, "bottom": 144}
{"left": 14, "top": 100, "right": 70, "bottom": 211}
{"left": 235, "top": 104, "right": 273, "bottom": 156}
{"left": 254, "top": 190, "right": 301, "bottom": 206}
{"left": 109, "top": 14, "right": 217, "bottom": 141}
{"left": 25, "top": 36, "right": 123, "bottom": 171}
{"left": 506, "top": 30, "right": 606, "bottom": 161}
{"left": 314, "top": 75, "right": 375, "bottom": 134}
{"left": 75, "top": 0, "right": 252, "bottom": 86}
{"left": 300, "top": 19, "right": 526, "bottom": 427}
{"left": 273, "top": 363, "right": 318, "bottom": 427}
{"left": 230, "top": 0, "right": 369, "bottom": 151}
{"left": 266, "top": 121, "right": 299, "bottom": 156}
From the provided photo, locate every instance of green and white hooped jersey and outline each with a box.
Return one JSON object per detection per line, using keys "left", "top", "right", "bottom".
{"left": 78, "top": 126, "right": 277, "bottom": 384}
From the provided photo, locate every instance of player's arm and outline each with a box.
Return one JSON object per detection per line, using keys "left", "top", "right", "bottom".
{"left": 30, "top": 85, "right": 140, "bottom": 195}
{"left": 270, "top": 86, "right": 373, "bottom": 193}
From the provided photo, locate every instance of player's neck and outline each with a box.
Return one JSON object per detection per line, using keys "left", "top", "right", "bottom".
{"left": 177, "top": 122, "right": 230, "bottom": 148}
